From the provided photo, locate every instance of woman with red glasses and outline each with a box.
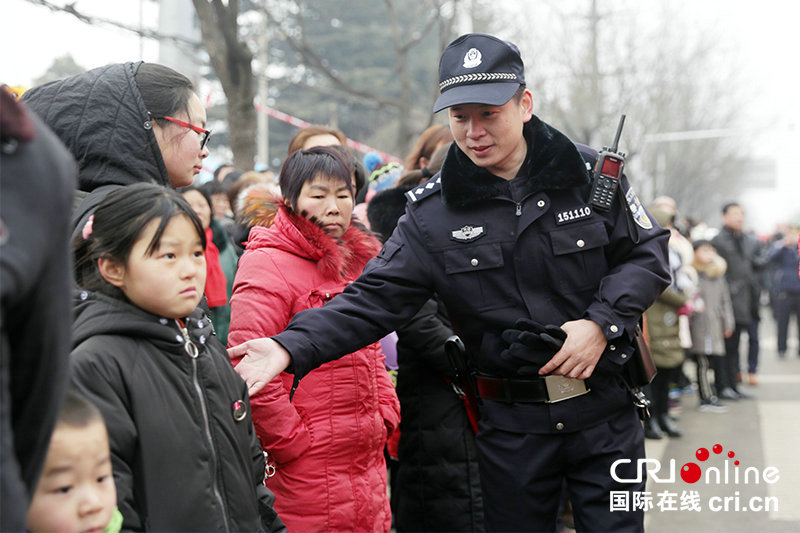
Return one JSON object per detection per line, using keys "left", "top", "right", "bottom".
{"left": 22, "top": 62, "right": 210, "bottom": 240}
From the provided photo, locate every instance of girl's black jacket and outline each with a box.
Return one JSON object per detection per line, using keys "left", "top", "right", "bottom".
{"left": 70, "top": 290, "right": 285, "bottom": 532}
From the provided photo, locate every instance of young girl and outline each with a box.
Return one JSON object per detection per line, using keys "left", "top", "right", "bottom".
{"left": 690, "top": 239, "right": 735, "bottom": 410}
{"left": 70, "top": 183, "right": 284, "bottom": 532}
{"left": 228, "top": 146, "right": 400, "bottom": 532}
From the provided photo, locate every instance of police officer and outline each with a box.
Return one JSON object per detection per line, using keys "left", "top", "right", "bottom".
{"left": 231, "top": 33, "right": 670, "bottom": 532}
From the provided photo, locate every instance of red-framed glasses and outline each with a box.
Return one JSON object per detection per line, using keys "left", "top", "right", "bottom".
{"left": 150, "top": 114, "right": 212, "bottom": 149}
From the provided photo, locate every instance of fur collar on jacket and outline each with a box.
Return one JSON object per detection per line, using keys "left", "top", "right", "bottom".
{"left": 439, "top": 115, "right": 590, "bottom": 207}
{"left": 693, "top": 255, "right": 727, "bottom": 279}
{"left": 244, "top": 197, "right": 381, "bottom": 283}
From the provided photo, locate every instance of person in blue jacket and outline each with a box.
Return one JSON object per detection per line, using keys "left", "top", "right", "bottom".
{"left": 231, "top": 33, "right": 670, "bottom": 532}
{"left": 768, "top": 225, "right": 800, "bottom": 358}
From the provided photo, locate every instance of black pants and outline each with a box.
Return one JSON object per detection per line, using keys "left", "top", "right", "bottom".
{"left": 724, "top": 321, "right": 760, "bottom": 378}
{"left": 775, "top": 290, "right": 800, "bottom": 354}
{"left": 692, "top": 352, "right": 724, "bottom": 401}
{"left": 650, "top": 366, "right": 681, "bottom": 421}
{"left": 476, "top": 407, "right": 644, "bottom": 533}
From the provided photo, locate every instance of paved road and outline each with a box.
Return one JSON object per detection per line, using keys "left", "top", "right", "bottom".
{"left": 643, "top": 309, "right": 800, "bottom": 532}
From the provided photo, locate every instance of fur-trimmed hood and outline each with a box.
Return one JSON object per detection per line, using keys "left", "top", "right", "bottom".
{"left": 245, "top": 203, "right": 381, "bottom": 283}
{"left": 693, "top": 254, "right": 727, "bottom": 279}
{"left": 439, "top": 114, "right": 590, "bottom": 207}
{"left": 237, "top": 183, "right": 282, "bottom": 229}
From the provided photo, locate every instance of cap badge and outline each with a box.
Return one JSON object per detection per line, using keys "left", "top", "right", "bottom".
{"left": 463, "top": 48, "right": 482, "bottom": 68}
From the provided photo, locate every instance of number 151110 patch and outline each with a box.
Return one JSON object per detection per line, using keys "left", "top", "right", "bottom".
{"left": 555, "top": 205, "right": 592, "bottom": 225}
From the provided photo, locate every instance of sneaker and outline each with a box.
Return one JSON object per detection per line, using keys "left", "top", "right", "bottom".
{"left": 699, "top": 401, "right": 728, "bottom": 413}
{"left": 734, "top": 388, "right": 754, "bottom": 400}
{"left": 718, "top": 387, "right": 740, "bottom": 401}
{"left": 748, "top": 373, "right": 758, "bottom": 386}
{"left": 644, "top": 418, "right": 664, "bottom": 440}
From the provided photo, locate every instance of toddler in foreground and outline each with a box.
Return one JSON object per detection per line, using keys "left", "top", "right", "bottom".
{"left": 26, "top": 390, "right": 122, "bottom": 533}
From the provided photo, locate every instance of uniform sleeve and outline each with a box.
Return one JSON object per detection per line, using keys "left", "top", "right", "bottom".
{"left": 583, "top": 177, "right": 671, "bottom": 351}
{"left": 273, "top": 211, "right": 435, "bottom": 379}
{"left": 396, "top": 298, "right": 456, "bottom": 379}
{"left": 70, "top": 346, "right": 143, "bottom": 531}
{"left": 228, "top": 251, "right": 311, "bottom": 464}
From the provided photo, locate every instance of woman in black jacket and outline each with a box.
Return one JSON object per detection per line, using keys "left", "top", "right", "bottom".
{"left": 23, "top": 61, "right": 210, "bottom": 239}
{"left": 368, "top": 186, "right": 484, "bottom": 532}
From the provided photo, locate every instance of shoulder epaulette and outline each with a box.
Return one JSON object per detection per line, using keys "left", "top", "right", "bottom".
{"left": 405, "top": 175, "right": 442, "bottom": 203}
{"left": 574, "top": 142, "right": 598, "bottom": 171}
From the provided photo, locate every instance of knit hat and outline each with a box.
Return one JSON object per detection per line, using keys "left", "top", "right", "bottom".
{"left": 363, "top": 151, "right": 383, "bottom": 174}
{"left": 692, "top": 239, "right": 714, "bottom": 251}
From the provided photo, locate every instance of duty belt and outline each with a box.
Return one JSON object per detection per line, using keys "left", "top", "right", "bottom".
{"left": 475, "top": 374, "right": 590, "bottom": 404}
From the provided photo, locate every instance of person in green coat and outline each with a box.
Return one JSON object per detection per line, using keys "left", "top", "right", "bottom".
{"left": 644, "top": 207, "right": 693, "bottom": 439}
{"left": 181, "top": 186, "right": 239, "bottom": 344}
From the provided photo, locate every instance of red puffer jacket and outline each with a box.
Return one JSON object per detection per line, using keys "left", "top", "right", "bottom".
{"left": 228, "top": 202, "right": 400, "bottom": 532}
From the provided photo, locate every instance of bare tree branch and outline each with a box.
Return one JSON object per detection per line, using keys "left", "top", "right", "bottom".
{"left": 272, "top": 5, "right": 402, "bottom": 109}
{"left": 24, "top": 0, "right": 202, "bottom": 50}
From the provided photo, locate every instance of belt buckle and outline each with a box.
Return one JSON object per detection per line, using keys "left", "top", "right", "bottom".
{"left": 544, "top": 375, "right": 590, "bottom": 403}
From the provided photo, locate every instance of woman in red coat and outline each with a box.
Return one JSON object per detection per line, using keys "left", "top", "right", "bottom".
{"left": 228, "top": 146, "right": 400, "bottom": 532}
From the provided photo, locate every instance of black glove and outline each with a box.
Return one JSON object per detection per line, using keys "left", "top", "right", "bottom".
{"left": 498, "top": 319, "right": 567, "bottom": 376}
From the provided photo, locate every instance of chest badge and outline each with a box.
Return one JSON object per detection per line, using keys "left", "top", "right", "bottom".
{"left": 450, "top": 224, "right": 486, "bottom": 243}
{"left": 555, "top": 205, "right": 593, "bottom": 225}
{"left": 625, "top": 187, "right": 653, "bottom": 229}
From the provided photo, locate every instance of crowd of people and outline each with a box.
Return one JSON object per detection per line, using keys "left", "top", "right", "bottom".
{"left": 1, "top": 30, "right": 798, "bottom": 533}
{"left": 640, "top": 198, "right": 800, "bottom": 440}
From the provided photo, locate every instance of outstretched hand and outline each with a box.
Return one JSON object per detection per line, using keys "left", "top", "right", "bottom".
{"left": 228, "top": 338, "right": 292, "bottom": 396}
{"left": 538, "top": 319, "right": 607, "bottom": 379}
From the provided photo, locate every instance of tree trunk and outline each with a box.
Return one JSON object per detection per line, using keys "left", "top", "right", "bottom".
{"left": 192, "top": 0, "right": 256, "bottom": 170}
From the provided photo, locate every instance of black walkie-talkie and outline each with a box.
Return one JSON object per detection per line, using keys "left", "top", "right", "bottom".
{"left": 588, "top": 115, "right": 626, "bottom": 211}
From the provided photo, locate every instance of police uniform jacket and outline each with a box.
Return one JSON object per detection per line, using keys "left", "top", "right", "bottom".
{"left": 274, "top": 115, "right": 670, "bottom": 435}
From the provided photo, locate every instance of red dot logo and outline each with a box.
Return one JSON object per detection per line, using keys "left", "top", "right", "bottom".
{"left": 680, "top": 462, "right": 702, "bottom": 483}
{"left": 713, "top": 444, "right": 723, "bottom": 454}
{"left": 728, "top": 451, "right": 735, "bottom": 458}
{"left": 696, "top": 448, "right": 709, "bottom": 461}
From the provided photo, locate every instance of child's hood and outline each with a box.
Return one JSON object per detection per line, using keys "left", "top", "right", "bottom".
{"left": 71, "top": 290, "right": 214, "bottom": 352}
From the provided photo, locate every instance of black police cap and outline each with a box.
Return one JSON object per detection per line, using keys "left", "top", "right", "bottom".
{"left": 433, "top": 33, "right": 525, "bottom": 113}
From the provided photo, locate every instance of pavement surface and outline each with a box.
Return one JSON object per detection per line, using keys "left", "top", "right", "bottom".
{"left": 642, "top": 309, "right": 800, "bottom": 532}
